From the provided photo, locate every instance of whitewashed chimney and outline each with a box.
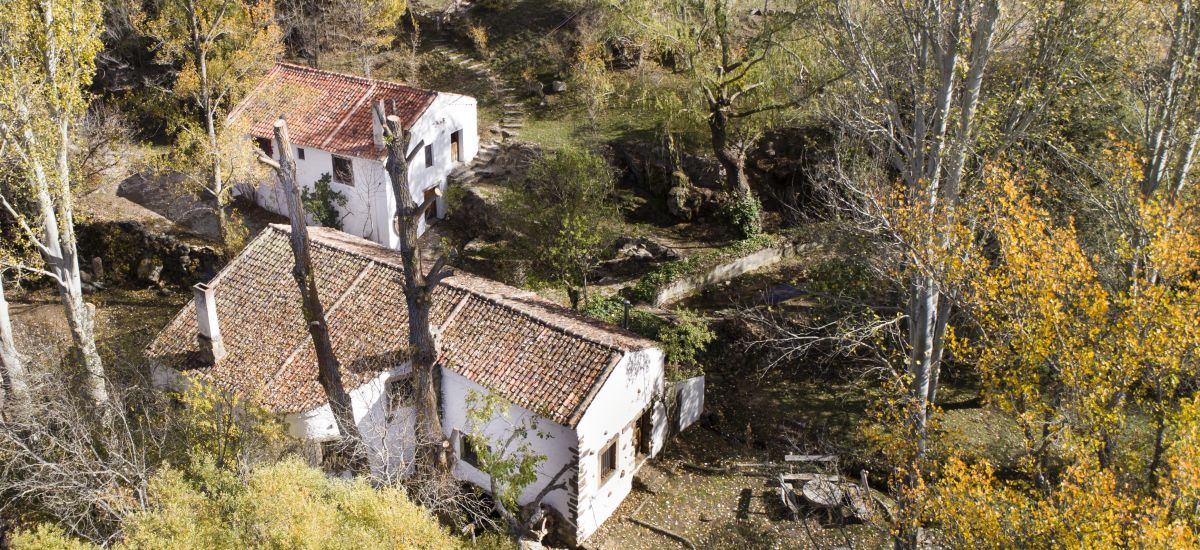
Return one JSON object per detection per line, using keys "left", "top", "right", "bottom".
{"left": 193, "top": 283, "right": 226, "bottom": 362}
{"left": 371, "top": 100, "right": 386, "bottom": 149}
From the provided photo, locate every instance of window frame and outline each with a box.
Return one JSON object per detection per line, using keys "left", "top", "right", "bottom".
{"left": 331, "top": 155, "right": 354, "bottom": 186}
{"left": 255, "top": 136, "right": 273, "bottom": 157}
{"left": 459, "top": 431, "right": 483, "bottom": 470}
{"left": 424, "top": 144, "right": 434, "bottom": 168}
{"left": 297, "top": 147, "right": 305, "bottom": 160}
{"left": 598, "top": 436, "right": 619, "bottom": 485}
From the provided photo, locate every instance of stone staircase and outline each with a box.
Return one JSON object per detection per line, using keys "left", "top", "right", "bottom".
{"left": 424, "top": 34, "right": 526, "bottom": 187}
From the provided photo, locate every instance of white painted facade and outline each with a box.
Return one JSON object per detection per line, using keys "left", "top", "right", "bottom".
{"left": 572, "top": 348, "right": 667, "bottom": 541}
{"left": 281, "top": 348, "right": 677, "bottom": 544}
{"left": 243, "top": 92, "right": 478, "bottom": 245}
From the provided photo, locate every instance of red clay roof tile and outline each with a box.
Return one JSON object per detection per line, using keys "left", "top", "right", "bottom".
{"left": 229, "top": 63, "right": 437, "bottom": 159}
{"left": 146, "top": 226, "right": 656, "bottom": 426}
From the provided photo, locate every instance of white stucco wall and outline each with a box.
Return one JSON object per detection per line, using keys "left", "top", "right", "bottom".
{"left": 285, "top": 363, "right": 416, "bottom": 475}
{"left": 242, "top": 91, "right": 478, "bottom": 248}
{"left": 440, "top": 367, "right": 579, "bottom": 522}
{"left": 674, "top": 375, "right": 706, "bottom": 432}
{"left": 573, "top": 348, "right": 667, "bottom": 542}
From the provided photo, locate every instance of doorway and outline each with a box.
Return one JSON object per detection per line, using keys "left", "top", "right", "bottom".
{"left": 424, "top": 188, "right": 439, "bottom": 223}
{"left": 450, "top": 130, "right": 461, "bottom": 163}
{"left": 634, "top": 407, "right": 653, "bottom": 458}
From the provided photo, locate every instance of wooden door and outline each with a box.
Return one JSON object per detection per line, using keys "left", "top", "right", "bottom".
{"left": 450, "top": 131, "right": 461, "bottom": 163}
{"left": 635, "top": 407, "right": 653, "bottom": 457}
{"left": 424, "top": 188, "right": 439, "bottom": 222}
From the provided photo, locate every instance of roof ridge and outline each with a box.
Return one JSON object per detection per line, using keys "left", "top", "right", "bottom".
{"left": 274, "top": 62, "right": 436, "bottom": 96}
{"left": 454, "top": 289, "right": 627, "bottom": 354}
{"left": 293, "top": 226, "right": 640, "bottom": 353}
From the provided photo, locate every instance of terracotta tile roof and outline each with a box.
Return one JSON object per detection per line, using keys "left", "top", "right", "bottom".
{"left": 229, "top": 63, "right": 438, "bottom": 159}
{"left": 146, "top": 226, "right": 656, "bottom": 426}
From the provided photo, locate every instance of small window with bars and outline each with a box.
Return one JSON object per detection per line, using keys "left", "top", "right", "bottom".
{"left": 599, "top": 437, "right": 618, "bottom": 484}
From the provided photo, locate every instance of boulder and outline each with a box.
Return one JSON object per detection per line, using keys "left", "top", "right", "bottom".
{"left": 136, "top": 256, "right": 163, "bottom": 285}
{"left": 548, "top": 80, "right": 567, "bottom": 94}
{"left": 91, "top": 257, "right": 104, "bottom": 282}
{"left": 667, "top": 184, "right": 720, "bottom": 221}
{"left": 594, "top": 236, "right": 680, "bottom": 278}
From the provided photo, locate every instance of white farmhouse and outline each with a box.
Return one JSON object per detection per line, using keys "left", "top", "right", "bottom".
{"left": 146, "top": 225, "right": 704, "bottom": 544}
{"left": 229, "top": 63, "right": 478, "bottom": 244}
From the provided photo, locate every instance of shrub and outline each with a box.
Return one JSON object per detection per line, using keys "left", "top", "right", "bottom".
{"left": 12, "top": 459, "right": 462, "bottom": 550}
{"left": 657, "top": 309, "right": 714, "bottom": 370}
{"left": 583, "top": 294, "right": 665, "bottom": 339}
{"left": 301, "top": 173, "right": 348, "bottom": 230}
{"left": 720, "top": 193, "right": 763, "bottom": 239}
{"left": 466, "top": 23, "right": 490, "bottom": 59}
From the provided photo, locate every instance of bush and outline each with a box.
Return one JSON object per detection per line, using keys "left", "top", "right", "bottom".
{"left": 583, "top": 297, "right": 711, "bottom": 377}
{"left": 301, "top": 173, "right": 348, "bottom": 230}
{"left": 12, "top": 459, "right": 462, "bottom": 550}
{"left": 583, "top": 295, "right": 665, "bottom": 339}
{"left": 720, "top": 193, "right": 763, "bottom": 239}
{"left": 657, "top": 309, "right": 714, "bottom": 371}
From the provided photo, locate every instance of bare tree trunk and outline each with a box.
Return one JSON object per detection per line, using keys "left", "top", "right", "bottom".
{"left": 190, "top": 1, "right": 227, "bottom": 248}
{"left": 380, "top": 111, "right": 451, "bottom": 474}
{"left": 0, "top": 2, "right": 110, "bottom": 417}
{"left": 708, "top": 106, "right": 750, "bottom": 195}
{"left": 0, "top": 275, "right": 29, "bottom": 410}
{"left": 1141, "top": 0, "right": 1199, "bottom": 199}
{"left": 261, "top": 118, "right": 368, "bottom": 472}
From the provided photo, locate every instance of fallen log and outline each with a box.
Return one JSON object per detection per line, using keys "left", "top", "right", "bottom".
{"left": 681, "top": 462, "right": 731, "bottom": 474}
{"left": 626, "top": 517, "right": 698, "bottom": 550}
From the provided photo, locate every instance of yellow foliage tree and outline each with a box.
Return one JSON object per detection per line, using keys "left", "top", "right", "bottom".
{"left": 928, "top": 161, "right": 1200, "bottom": 545}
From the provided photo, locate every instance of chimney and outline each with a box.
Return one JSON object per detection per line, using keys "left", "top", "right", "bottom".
{"left": 193, "top": 283, "right": 226, "bottom": 363}
{"left": 371, "top": 100, "right": 386, "bottom": 149}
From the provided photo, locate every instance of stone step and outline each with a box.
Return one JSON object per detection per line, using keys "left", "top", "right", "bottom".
{"left": 468, "top": 63, "right": 486, "bottom": 70}
{"left": 503, "top": 102, "right": 522, "bottom": 108}
{"left": 500, "top": 122, "right": 524, "bottom": 129}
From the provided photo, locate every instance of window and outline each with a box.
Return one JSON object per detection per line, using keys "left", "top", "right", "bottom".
{"left": 297, "top": 147, "right": 305, "bottom": 160}
{"left": 599, "top": 437, "right": 618, "bottom": 484}
{"left": 332, "top": 155, "right": 354, "bottom": 186}
{"left": 386, "top": 375, "right": 413, "bottom": 420}
{"left": 424, "top": 144, "right": 434, "bottom": 168}
{"left": 459, "top": 432, "right": 482, "bottom": 469}
{"left": 255, "top": 137, "right": 273, "bottom": 157}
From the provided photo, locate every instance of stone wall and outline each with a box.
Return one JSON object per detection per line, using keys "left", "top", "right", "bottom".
{"left": 654, "top": 241, "right": 812, "bottom": 306}
{"left": 76, "top": 221, "right": 222, "bottom": 287}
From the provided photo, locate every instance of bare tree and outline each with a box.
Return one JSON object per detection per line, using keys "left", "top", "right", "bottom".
{"left": 0, "top": 0, "right": 112, "bottom": 416}
{"left": 1140, "top": 0, "right": 1200, "bottom": 199}
{"left": 817, "top": 1, "right": 1001, "bottom": 547}
{"left": 0, "top": 370, "right": 156, "bottom": 544}
{"left": 380, "top": 109, "right": 452, "bottom": 475}
{"left": 257, "top": 117, "right": 368, "bottom": 473}
{"left": 0, "top": 272, "right": 28, "bottom": 411}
